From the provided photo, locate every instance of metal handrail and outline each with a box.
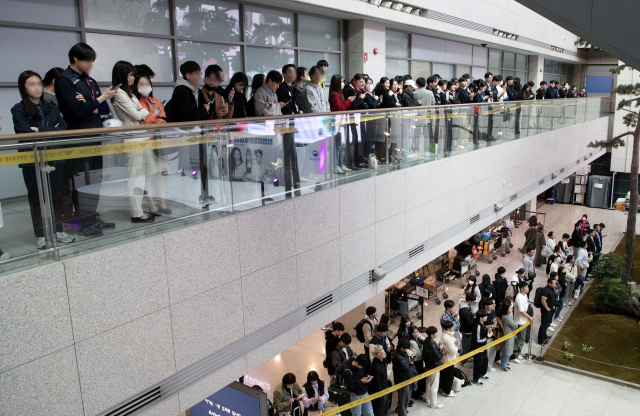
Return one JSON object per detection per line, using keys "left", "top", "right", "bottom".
{"left": 0, "top": 96, "right": 594, "bottom": 143}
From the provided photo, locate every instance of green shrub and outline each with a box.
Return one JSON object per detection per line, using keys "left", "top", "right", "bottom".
{"left": 592, "top": 253, "right": 631, "bottom": 313}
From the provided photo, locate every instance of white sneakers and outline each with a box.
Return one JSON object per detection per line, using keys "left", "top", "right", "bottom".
{"left": 37, "top": 232, "right": 76, "bottom": 249}
{"left": 341, "top": 165, "right": 352, "bottom": 172}
{"left": 430, "top": 404, "right": 444, "bottom": 409}
{"left": 336, "top": 166, "right": 345, "bottom": 174}
{"left": 548, "top": 327, "right": 556, "bottom": 332}
{"left": 556, "top": 316, "right": 564, "bottom": 322}
{"left": 488, "top": 367, "right": 496, "bottom": 372}
{"left": 512, "top": 358, "right": 522, "bottom": 364}
{"left": 0, "top": 253, "right": 11, "bottom": 260}
{"left": 440, "top": 390, "right": 455, "bottom": 397}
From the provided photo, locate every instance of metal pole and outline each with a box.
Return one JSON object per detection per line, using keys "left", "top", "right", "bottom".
{"left": 32, "top": 145, "right": 57, "bottom": 254}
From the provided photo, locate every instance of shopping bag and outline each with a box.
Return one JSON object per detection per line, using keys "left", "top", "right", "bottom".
{"left": 452, "top": 377, "right": 463, "bottom": 393}
{"left": 541, "top": 246, "right": 553, "bottom": 258}
{"left": 368, "top": 153, "right": 378, "bottom": 169}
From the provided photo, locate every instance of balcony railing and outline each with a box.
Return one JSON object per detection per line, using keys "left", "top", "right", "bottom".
{"left": 0, "top": 97, "right": 604, "bottom": 275}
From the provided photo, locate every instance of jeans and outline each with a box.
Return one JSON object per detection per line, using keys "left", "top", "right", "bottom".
{"left": 486, "top": 338, "right": 496, "bottom": 367}
{"left": 501, "top": 354, "right": 510, "bottom": 369}
{"left": 350, "top": 392, "right": 374, "bottom": 416}
{"left": 555, "top": 296, "right": 566, "bottom": 319}
{"left": 336, "top": 143, "right": 345, "bottom": 167}
{"left": 538, "top": 310, "right": 553, "bottom": 344}
{"left": 575, "top": 275, "right": 585, "bottom": 295}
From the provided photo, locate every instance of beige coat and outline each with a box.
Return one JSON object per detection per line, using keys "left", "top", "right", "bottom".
{"left": 112, "top": 89, "right": 150, "bottom": 142}
{"left": 441, "top": 330, "right": 458, "bottom": 364}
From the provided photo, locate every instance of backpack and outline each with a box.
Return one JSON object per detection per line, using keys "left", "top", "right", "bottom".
{"left": 163, "top": 98, "right": 174, "bottom": 123}
{"left": 453, "top": 367, "right": 471, "bottom": 387}
{"left": 533, "top": 287, "right": 543, "bottom": 308}
{"left": 354, "top": 319, "right": 373, "bottom": 343}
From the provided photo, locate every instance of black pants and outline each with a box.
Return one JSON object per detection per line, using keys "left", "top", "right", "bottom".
{"left": 439, "top": 365, "right": 455, "bottom": 394}
{"left": 282, "top": 132, "right": 300, "bottom": 194}
{"left": 372, "top": 393, "right": 389, "bottom": 416}
{"left": 21, "top": 166, "right": 66, "bottom": 238}
{"left": 515, "top": 107, "right": 522, "bottom": 135}
{"left": 62, "top": 156, "right": 102, "bottom": 228}
{"left": 444, "top": 110, "right": 453, "bottom": 154}
{"left": 199, "top": 142, "right": 209, "bottom": 200}
{"left": 473, "top": 349, "right": 488, "bottom": 381}
{"left": 538, "top": 310, "right": 553, "bottom": 344}
{"left": 487, "top": 107, "right": 494, "bottom": 138}
{"left": 350, "top": 119, "right": 367, "bottom": 166}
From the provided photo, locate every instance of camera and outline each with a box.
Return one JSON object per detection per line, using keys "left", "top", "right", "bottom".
{"left": 481, "top": 43, "right": 487, "bottom": 47}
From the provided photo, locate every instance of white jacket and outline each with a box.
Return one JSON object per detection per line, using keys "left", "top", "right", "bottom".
{"left": 112, "top": 89, "right": 150, "bottom": 142}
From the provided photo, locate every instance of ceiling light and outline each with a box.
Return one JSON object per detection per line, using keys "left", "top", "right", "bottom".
{"left": 370, "top": 0, "right": 382, "bottom": 5}
{"left": 381, "top": 1, "right": 392, "bottom": 8}
{"left": 402, "top": 6, "right": 412, "bottom": 13}
{"left": 391, "top": 2, "right": 403, "bottom": 11}
{"left": 411, "top": 8, "right": 421, "bottom": 15}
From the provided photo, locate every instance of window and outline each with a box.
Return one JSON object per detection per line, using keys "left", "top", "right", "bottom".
{"left": 298, "top": 51, "right": 340, "bottom": 73}
{"left": 502, "top": 52, "right": 515, "bottom": 69}
{"left": 84, "top": 0, "right": 171, "bottom": 35}
{"left": 0, "top": 0, "right": 78, "bottom": 26}
{"left": 175, "top": 0, "right": 240, "bottom": 41}
{"left": 544, "top": 59, "right": 574, "bottom": 85}
{"left": 455, "top": 65, "right": 471, "bottom": 78}
{"left": 488, "top": 49, "right": 502, "bottom": 68}
{"left": 386, "top": 59, "right": 410, "bottom": 78}
{"left": 411, "top": 61, "right": 432, "bottom": 80}
{"left": 246, "top": 47, "right": 295, "bottom": 81}
{"left": 386, "top": 30, "right": 410, "bottom": 59}
{"left": 432, "top": 63, "right": 454, "bottom": 80}
{"left": 87, "top": 33, "right": 174, "bottom": 82}
{"left": 244, "top": 5, "right": 294, "bottom": 47}
{"left": 177, "top": 41, "right": 243, "bottom": 81}
{"left": 298, "top": 15, "right": 340, "bottom": 51}
{"left": 516, "top": 54, "right": 527, "bottom": 71}
{"left": 487, "top": 50, "right": 528, "bottom": 80}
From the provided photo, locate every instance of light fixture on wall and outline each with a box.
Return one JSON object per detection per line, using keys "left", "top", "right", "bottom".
{"left": 402, "top": 6, "right": 413, "bottom": 13}
{"left": 493, "top": 29, "right": 518, "bottom": 41}
{"left": 411, "top": 8, "right": 421, "bottom": 15}
{"left": 550, "top": 45, "right": 565, "bottom": 53}
{"left": 380, "top": 1, "right": 392, "bottom": 8}
{"left": 369, "top": 0, "right": 382, "bottom": 5}
{"left": 391, "top": 3, "right": 404, "bottom": 11}
{"left": 371, "top": 267, "right": 387, "bottom": 283}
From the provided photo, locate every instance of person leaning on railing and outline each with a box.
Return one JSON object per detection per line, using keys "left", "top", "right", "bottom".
{"left": 328, "top": 74, "right": 355, "bottom": 174}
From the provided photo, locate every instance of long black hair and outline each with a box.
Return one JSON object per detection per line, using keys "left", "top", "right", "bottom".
{"left": 374, "top": 76, "right": 389, "bottom": 96}
{"left": 111, "top": 60, "right": 136, "bottom": 99}
{"left": 18, "top": 70, "right": 49, "bottom": 119}
{"left": 43, "top": 67, "right": 64, "bottom": 87}
{"left": 250, "top": 74, "right": 265, "bottom": 96}
{"left": 225, "top": 72, "right": 248, "bottom": 97}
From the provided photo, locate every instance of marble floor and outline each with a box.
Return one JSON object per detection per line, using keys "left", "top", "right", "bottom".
{"left": 241, "top": 200, "right": 639, "bottom": 415}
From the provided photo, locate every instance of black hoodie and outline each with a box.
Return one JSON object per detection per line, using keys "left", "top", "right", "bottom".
{"left": 324, "top": 331, "right": 339, "bottom": 363}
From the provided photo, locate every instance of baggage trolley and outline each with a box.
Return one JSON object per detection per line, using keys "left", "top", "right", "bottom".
{"left": 477, "top": 236, "right": 498, "bottom": 263}
{"left": 458, "top": 258, "right": 479, "bottom": 288}
{"left": 497, "top": 229, "right": 513, "bottom": 257}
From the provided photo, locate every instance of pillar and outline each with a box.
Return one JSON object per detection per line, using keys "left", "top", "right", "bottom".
{"left": 347, "top": 20, "right": 386, "bottom": 82}
{"left": 528, "top": 55, "right": 545, "bottom": 88}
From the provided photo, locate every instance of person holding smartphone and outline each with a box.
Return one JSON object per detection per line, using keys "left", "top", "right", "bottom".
{"left": 344, "top": 355, "right": 375, "bottom": 416}
{"left": 273, "top": 373, "right": 302, "bottom": 416}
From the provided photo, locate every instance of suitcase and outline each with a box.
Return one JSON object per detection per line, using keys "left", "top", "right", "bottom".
{"left": 328, "top": 383, "right": 351, "bottom": 416}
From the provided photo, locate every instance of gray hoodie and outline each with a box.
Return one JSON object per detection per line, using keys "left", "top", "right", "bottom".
{"left": 303, "top": 80, "right": 328, "bottom": 113}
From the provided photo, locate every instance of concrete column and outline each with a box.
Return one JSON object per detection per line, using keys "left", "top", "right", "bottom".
{"left": 528, "top": 55, "right": 545, "bottom": 88}
{"left": 347, "top": 19, "right": 386, "bottom": 82}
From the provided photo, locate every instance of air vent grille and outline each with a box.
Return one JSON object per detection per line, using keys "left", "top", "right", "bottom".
{"left": 306, "top": 295, "right": 332, "bottom": 316}
{"left": 538, "top": 179, "right": 545, "bottom": 185}
{"left": 510, "top": 194, "right": 518, "bottom": 201}
{"left": 560, "top": 168, "right": 565, "bottom": 173}
{"left": 470, "top": 214, "right": 480, "bottom": 224}
{"left": 427, "top": 10, "right": 493, "bottom": 33}
{"left": 105, "top": 387, "right": 161, "bottom": 416}
{"left": 409, "top": 245, "right": 424, "bottom": 258}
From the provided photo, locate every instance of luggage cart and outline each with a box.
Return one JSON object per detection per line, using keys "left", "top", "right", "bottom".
{"left": 415, "top": 274, "right": 448, "bottom": 305}
{"left": 497, "top": 228, "right": 513, "bottom": 257}
{"left": 458, "top": 257, "right": 479, "bottom": 288}
{"left": 476, "top": 235, "right": 498, "bottom": 264}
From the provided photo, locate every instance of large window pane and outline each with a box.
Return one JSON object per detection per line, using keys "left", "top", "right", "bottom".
{"left": 502, "top": 70, "right": 515, "bottom": 78}
{"left": 488, "top": 49, "right": 502, "bottom": 68}
{"left": 178, "top": 41, "right": 243, "bottom": 82}
{"left": 246, "top": 46, "right": 295, "bottom": 82}
{"left": 567, "top": 64, "right": 574, "bottom": 76}
{"left": 87, "top": 33, "right": 173, "bottom": 82}
{"left": 560, "top": 63, "right": 567, "bottom": 75}
{"left": 544, "top": 60, "right": 553, "bottom": 73}
{"left": 432, "top": 63, "right": 454, "bottom": 80}
{"left": 175, "top": 0, "right": 240, "bottom": 41}
{"left": 411, "top": 61, "right": 432, "bottom": 80}
{"left": 386, "top": 59, "right": 409, "bottom": 78}
{"left": 455, "top": 65, "right": 471, "bottom": 78}
{"left": 386, "top": 29, "right": 410, "bottom": 59}
{"left": 84, "top": 0, "right": 171, "bottom": 35}
{"left": 515, "top": 71, "right": 527, "bottom": 82}
{"left": 298, "top": 15, "right": 340, "bottom": 51}
{"left": 0, "top": 0, "right": 78, "bottom": 26}
{"left": 552, "top": 61, "right": 560, "bottom": 74}
{"left": 488, "top": 68, "right": 501, "bottom": 78}
{"left": 516, "top": 54, "right": 527, "bottom": 70}
{"left": 244, "top": 5, "right": 294, "bottom": 47}
{"left": 298, "top": 51, "right": 340, "bottom": 74}
{"left": 0, "top": 27, "right": 80, "bottom": 82}
{"left": 503, "top": 52, "right": 515, "bottom": 69}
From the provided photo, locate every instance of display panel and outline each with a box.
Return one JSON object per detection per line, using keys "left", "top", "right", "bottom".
{"left": 189, "top": 382, "right": 268, "bottom": 416}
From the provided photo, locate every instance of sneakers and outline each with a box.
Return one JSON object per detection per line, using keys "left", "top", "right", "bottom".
{"left": 37, "top": 232, "right": 76, "bottom": 249}
{"left": 488, "top": 367, "right": 496, "bottom": 372}
{"left": 340, "top": 165, "right": 352, "bottom": 172}
{"left": 516, "top": 355, "right": 524, "bottom": 360}
{"left": 440, "top": 390, "right": 455, "bottom": 398}
{"left": 567, "top": 302, "right": 572, "bottom": 306}
{"left": 512, "top": 358, "right": 522, "bottom": 364}
{"left": 473, "top": 380, "right": 484, "bottom": 386}
{"left": 0, "top": 252, "right": 12, "bottom": 260}
{"left": 550, "top": 322, "right": 558, "bottom": 327}
{"left": 336, "top": 166, "right": 345, "bottom": 174}
{"left": 430, "top": 404, "right": 444, "bottom": 409}
{"left": 481, "top": 375, "right": 490, "bottom": 380}
{"left": 556, "top": 316, "right": 564, "bottom": 322}
{"left": 548, "top": 327, "right": 556, "bottom": 332}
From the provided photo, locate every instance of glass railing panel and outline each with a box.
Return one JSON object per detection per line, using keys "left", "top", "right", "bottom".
{"left": 0, "top": 137, "right": 59, "bottom": 274}
{"left": 0, "top": 98, "right": 608, "bottom": 271}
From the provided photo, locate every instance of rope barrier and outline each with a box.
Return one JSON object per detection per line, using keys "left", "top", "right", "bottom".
{"left": 320, "top": 321, "right": 532, "bottom": 416}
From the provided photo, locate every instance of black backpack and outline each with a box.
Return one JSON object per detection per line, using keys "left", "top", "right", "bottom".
{"left": 354, "top": 319, "right": 372, "bottom": 343}
{"left": 533, "top": 287, "right": 543, "bottom": 308}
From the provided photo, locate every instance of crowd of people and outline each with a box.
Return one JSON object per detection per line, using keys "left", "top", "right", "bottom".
{"left": 1, "top": 40, "right": 588, "bottom": 258}
{"left": 247, "top": 211, "right": 605, "bottom": 414}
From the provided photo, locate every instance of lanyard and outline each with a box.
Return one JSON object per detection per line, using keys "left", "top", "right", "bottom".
{"left": 141, "top": 97, "right": 157, "bottom": 109}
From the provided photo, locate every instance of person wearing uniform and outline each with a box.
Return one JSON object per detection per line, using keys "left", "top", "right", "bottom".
{"left": 54, "top": 42, "right": 117, "bottom": 237}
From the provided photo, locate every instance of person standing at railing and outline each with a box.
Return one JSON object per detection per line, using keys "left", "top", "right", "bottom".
{"left": 226, "top": 72, "right": 249, "bottom": 119}
{"left": 12, "top": 70, "right": 76, "bottom": 249}
{"left": 329, "top": 75, "right": 354, "bottom": 174}
{"left": 43, "top": 67, "right": 63, "bottom": 107}
{"left": 344, "top": 74, "right": 369, "bottom": 170}
{"left": 303, "top": 66, "right": 329, "bottom": 114}
{"left": 133, "top": 72, "right": 172, "bottom": 217}
{"left": 413, "top": 77, "right": 436, "bottom": 157}
{"left": 521, "top": 81, "right": 536, "bottom": 100}
{"left": 200, "top": 65, "right": 234, "bottom": 121}
{"left": 536, "top": 81, "right": 548, "bottom": 100}
{"left": 362, "top": 78, "right": 380, "bottom": 162}
{"left": 579, "top": 87, "right": 588, "bottom": 98}
{"left": 111, "top": 61, "right": 157, "bottom": 224}
{"left": 55, "top": 42, "right": 118, "bottom": 238}
{"left": 278, "top": 64, "right": 303, "bottom": 116}
{"left": 400, "top": 80, "right": 419, "bottom": 159}
{"left": 544, "top": 80, "right": 557, "bottom": 100}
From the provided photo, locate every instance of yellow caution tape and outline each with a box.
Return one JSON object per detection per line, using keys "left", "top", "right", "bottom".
{"left": 321, "top": 321, "right": 532, "bottom": 416}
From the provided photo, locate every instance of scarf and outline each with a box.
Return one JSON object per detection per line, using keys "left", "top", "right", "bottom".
{"left": 351, "top": 81, "right": 361, "bottom": 93}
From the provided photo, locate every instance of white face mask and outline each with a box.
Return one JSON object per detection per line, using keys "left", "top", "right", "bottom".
{"left": 365, "top": 84, "right": 373, "bottom": 92}
{"left": 341, "top": 82, "right": 345, "bottom": 89}
{"left": 138, "top": 86, "right": 152, "bottom": 97}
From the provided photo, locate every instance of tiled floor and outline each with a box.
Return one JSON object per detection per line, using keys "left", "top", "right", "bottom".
{"left": 242, "top": 200, "right": 639, "bottom": 415}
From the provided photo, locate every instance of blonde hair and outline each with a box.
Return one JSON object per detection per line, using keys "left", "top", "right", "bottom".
{"left": 370, "top": 344, "right": 384, "bottom": 359}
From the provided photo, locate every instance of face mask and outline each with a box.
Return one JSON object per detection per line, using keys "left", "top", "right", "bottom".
{"left": 341, "top": 82, "right": 345, "bottom": 89}
{"left": 138, "top": 86, "right": 152, "bottom": 96}
{"left": 500, "top": 274, "right": 506, "bottom": 278}
{"left": 365, "top": 84, "right": 373, "bottom": 92}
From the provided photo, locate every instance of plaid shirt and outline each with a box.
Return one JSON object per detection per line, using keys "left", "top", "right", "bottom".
{"left": 440, "top": 311, "right": 460, "bottom": 331}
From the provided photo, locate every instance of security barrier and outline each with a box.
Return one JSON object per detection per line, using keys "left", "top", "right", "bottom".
{"left": 321, "top": 321, "right": 533, "bottom": 416}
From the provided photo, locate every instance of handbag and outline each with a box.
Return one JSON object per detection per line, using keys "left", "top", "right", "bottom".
{"left": 368, "top": 153, "right": 378, "bottom": 169}
{"left": 452, "top": 377, "right": 463, "bottom": 393}
{"left": 541, "top": 246, "right": 553, "bottom": 258}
